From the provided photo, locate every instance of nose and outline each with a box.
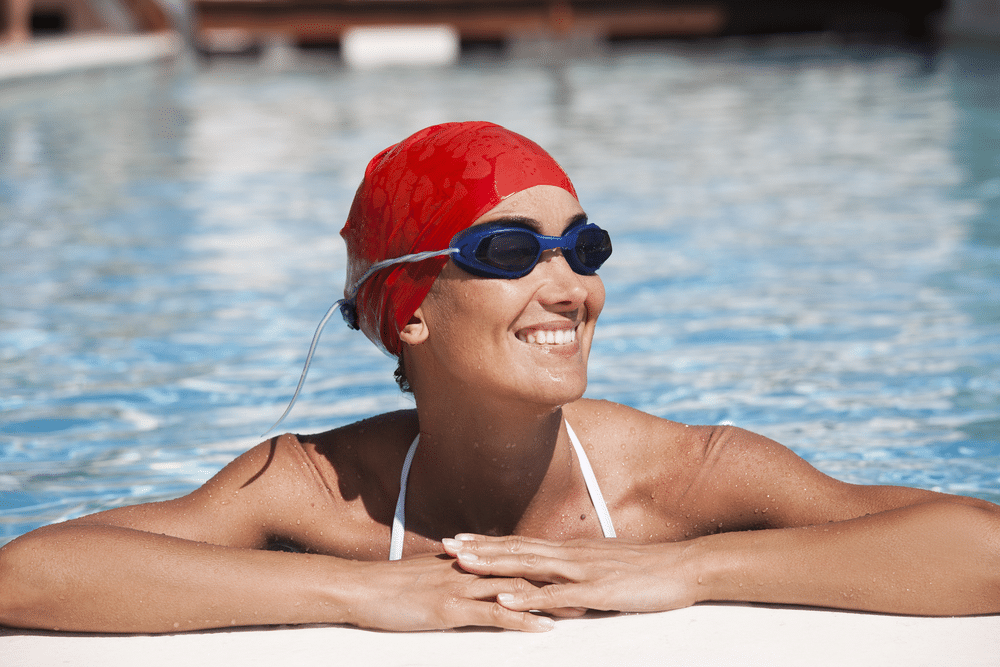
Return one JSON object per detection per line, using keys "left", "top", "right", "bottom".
{"left": 533, "top": 248, "right": 590, "bottom": 308}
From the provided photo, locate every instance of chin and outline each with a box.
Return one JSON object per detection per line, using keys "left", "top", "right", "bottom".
{"left": 503, "top": 365, "right": 589, "bottom": 408}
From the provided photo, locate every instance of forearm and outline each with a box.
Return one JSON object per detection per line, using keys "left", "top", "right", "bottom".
{"left": 690, "top": 500, "right": 1000, "bottom": 616}
{"left": 0, "top": 523, "right": 358, "bottom": 633}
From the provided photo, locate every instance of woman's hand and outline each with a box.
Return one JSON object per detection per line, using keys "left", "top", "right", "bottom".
{"left": 347, "top": 552, "right": 558, "bottom": 632}
{"left": 441, "top": 535, "right": 701, "bottom": 616}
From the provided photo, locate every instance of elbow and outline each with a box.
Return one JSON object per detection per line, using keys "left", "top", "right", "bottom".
{"left": 978, "top": 504, "right": 1000, "bottom": 613}
{"left": 0, "top": 537, "right": 35, "bottom": 628}
{"left": 938, "top": 500, "right": 1000, "bottom": 615}
{"left": 0, "top": 531, "right": 65, "bottom": 630}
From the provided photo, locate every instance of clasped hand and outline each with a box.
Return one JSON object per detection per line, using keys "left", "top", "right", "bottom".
{"left": 362, "top": 536, "right": 697, "bottom": 633}
{"left": 440, "top": 534, "right": 699, "bottom": 618}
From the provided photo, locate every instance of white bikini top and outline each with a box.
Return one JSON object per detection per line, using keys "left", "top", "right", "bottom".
{"left": 389, "top": 421, "right": 616, "bottom": 560}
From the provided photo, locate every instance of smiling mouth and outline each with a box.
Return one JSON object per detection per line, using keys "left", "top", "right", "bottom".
{"left": 516, "top": 327, "right": 578, "bottom": 346}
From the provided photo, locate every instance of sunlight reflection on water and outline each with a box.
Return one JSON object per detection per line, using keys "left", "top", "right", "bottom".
{"left": 1, "top": 38, "right": 998, "bottom": 542}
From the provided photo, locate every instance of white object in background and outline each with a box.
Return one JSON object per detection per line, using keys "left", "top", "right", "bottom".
{"left": 0, "top": 33, "right": 181, "bottom": 81}
{"left": 341, "top": 25, "right": 459, "bottom": 68}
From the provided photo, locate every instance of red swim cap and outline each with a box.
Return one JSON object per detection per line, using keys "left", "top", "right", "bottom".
{"left": 340, "top": 122, "right": 577, "bottom": 356}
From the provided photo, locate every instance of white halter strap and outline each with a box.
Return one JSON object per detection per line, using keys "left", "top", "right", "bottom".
{"left": 565, "top": 421, "right": 617, "bottom": 539}
{"left": 389, "top": 421, "right": 616, "bottom": 561}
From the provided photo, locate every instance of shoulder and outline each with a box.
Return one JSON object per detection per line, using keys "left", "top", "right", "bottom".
{"left": 297, "top": 410, "right": 419, "bottom": 512}
{"left": 559, "top": 401, "right": 945, "bottom": 536}
{"left": 81, "top": 411, "right": 419, "bottom": 557}
{"left": 562, "top": 398, "right": 714, "bottom": 465}
{"left": 561, "top": 400, "right": 719, "bottom": 536}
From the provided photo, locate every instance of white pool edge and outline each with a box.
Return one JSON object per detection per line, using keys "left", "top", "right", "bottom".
{"left": 0, "top": 32, "right": 182, "bottom": 82}
{"left": 3, "top": 603, "right": 998, "bottom": 667}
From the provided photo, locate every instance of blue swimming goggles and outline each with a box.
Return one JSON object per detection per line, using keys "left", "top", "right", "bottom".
{"left": 342, "top": 221, "right": 612, "bottom": 318}
{"left": 262, "top": 221, "right": 612, "bottom": 435}
{"left": 450, "top": 221, "right": 612, "bottom": 280}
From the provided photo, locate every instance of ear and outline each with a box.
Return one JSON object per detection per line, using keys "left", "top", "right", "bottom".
{"left": 398, "top": 307, "right": 429, "bottom": 346}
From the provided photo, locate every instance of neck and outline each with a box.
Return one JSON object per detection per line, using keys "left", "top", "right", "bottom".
{"left": 404, "top": 397, "right": 579, "bottom": 538}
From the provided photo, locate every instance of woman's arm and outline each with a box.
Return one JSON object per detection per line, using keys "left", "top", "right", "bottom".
{"left": 0, "top": 523, "right": 551, "bottom": 633}
{"left": 443, "top": 424, "right": 1000, "bottom": 617}
{"left": 0, "top": 436, "right": 552, "bottom": 633}
{"left": 446, "top": 497, "right": 1000, "bottom": 616}
{"left": 693, "top": 498, "right": 1000, "bottom": 615}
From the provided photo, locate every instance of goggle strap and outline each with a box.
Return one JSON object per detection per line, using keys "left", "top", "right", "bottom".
{"left": 345, "top": 248, "right": 458, "bottom": 301}
{"left": 264, "top": 247, "right": 457, "bottom": 436}
{"left": 262, "top": 297, "right": 345, "bottom": 438}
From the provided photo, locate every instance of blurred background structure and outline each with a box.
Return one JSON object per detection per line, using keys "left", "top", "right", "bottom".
{"left": 1, "top": 0, "right": 173, "bottom": 42}
{"left": 4, "top": 1, "right": 1000, "bottom": 78}
{"left": 5, "top": 2, "right": 1000, "bottom": 56}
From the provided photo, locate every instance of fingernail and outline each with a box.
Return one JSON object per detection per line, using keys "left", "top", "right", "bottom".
{"left": 497, "top": 593, "right": 514, "bottom": 605}
{"left": 454, "top": 533, "right": 476, "bottom": 541}
{"left": 537, "top": 617, "right": 555, "bottom": 631}
{"left": 458, "top": 551, "right": 478, "bottom": 562}
{"left": 442, "top": 538, "right": 461, "bottom": 550}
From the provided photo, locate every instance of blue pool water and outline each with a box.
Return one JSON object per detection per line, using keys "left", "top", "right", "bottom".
{"left": 1, "top": 37, "right": 999, "bottom": 544}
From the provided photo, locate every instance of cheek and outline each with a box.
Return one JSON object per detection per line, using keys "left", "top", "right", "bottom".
{"left": 422, "top": 277, "right": 507, "bottom": 346}
{"left": 585, "top": 276, "right": 606, "bottom": 321}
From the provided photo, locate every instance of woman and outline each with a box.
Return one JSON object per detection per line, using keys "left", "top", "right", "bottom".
{"left": 1, "top": 121, "right": 998, "bottom": 633}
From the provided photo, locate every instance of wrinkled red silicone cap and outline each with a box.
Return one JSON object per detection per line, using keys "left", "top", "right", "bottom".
{"left": 340, "top": 122, "right": 577, "bottom": 355}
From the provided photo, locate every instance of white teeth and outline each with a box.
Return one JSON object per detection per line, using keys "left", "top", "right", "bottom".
{"left": 518, "top": 328, "right": 576, "bottom": 346}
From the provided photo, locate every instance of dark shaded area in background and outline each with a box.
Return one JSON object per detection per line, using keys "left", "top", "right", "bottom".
{"left": 720, "top": 1, "right": 944, "bottom": 40}
{"left": 191, "top": 0, "right": 948, "bottom": 52}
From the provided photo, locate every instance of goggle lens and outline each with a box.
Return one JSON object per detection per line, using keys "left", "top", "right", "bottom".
{"left": 475, "top": 232, "right": 542, "bottom": 273}
{"left": 574, "top": 226, "right": 613, "bottom": 270}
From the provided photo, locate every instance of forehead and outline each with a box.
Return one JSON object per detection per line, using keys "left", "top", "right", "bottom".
{"left": 473, "top": 185, "right": 585, "bottom": 232}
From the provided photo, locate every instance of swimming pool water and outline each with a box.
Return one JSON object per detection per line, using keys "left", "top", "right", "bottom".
{"left": 1, "top": 37, "right": 999, "bottom": 543}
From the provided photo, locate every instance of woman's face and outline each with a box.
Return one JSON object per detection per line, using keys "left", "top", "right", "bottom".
{"left": 409, "top": 185, "right": 606, "bottom": 407}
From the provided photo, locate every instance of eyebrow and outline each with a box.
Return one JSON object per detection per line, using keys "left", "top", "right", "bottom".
{"left": 481, "top": 212, "right": 589, "bottom": 234}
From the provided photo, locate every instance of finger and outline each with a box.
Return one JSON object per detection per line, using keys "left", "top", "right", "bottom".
{"left": 497, "top": 584, "right": 589, "bottom": 613}
{"left": 448, "top": 534, "right": 632, "bottom": 563}
{"left": 454, "top": 533, "right": 562, "bottom": 547}
{"left": 467, "top": 602, "right": 556, "bottom": 633}
{"left": 453, "top": 550, "right": 582, "bottom": 585}
{"left": 467, "top": 576, "right": 590, "bottom": 618}
{"left": 444, "top": 534, "right": 569, "bottom": 560}
{"left": 544, "top": 606, "right": 588, "bottom": 618}
{"left": 463, "top": 573, "right": 540, "bottom": 601}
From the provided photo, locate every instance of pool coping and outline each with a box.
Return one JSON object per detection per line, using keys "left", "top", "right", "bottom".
{"left": 2, "top": 603, "right": 997, "bottom": 666}
{"left": 0, "top": 32, "right": 182, "bottom": 82}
